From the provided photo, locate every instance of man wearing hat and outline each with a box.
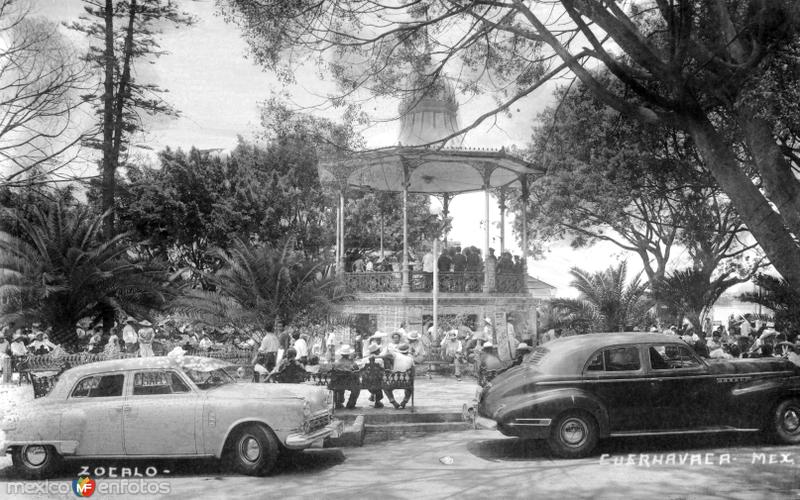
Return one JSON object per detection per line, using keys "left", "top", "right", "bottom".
{"left": 442, "top": 330, "right": 464, "bottom": 381}
{"left": 331, "top": 345, "right": 360, "bottom": 409}
{"left": 511, "top": 342, "right": 532, "bottom": 368}
{"left": 358, "top": 342, "right": 385, "bottom": 408}
{"left": 407, "top": 331, "right": 426, "bottom": 364}
{"left": 384, "top": 343, "right": 414, "bottom": 409}
{"left": 122, "top": 317, "right": 139, "bottom": 354}
{"left": 28, "top": 331, "right": 52, "bottom": 356}
{"left": 137, "top": 320, "right": 155, "bottom": 357}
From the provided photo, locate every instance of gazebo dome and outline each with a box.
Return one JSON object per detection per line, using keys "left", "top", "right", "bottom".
{"left": 397, "top": 71, "right": 462, "bottom": 147}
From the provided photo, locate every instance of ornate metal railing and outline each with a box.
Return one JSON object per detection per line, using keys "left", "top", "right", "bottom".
{"left": 345, "top": 270, "right": 524, "bottom": 293}
{"left": 344, "top": 271, "right": 401, "bottom": 292}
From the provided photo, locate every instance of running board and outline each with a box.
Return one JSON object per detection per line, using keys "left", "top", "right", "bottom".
{"left": 609, "top": 427, "right": 760, "bottom": 438}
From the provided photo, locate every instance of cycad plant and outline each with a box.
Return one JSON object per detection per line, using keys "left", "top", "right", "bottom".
{"left": 551, "top": 262, "right": 652, "bottom": 333}
{"left": 172, "top": 238, "right": 350, "bottom": 329}
{"left": 0, "top": 202, "right": 172, "bottom": 347}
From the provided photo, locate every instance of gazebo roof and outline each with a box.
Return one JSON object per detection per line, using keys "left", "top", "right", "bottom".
{"left": 318, "top": 145, "right": 543, "bottom": 194}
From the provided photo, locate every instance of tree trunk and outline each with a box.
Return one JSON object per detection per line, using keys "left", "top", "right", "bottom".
{"left": 738, "top": 115, "right": 800, "bottom": 239}
{"left": 101, "top": 0, "right": 115, "bottom": 238}
{"left": 685, "top": 114, "right": 800, "bottom": 290}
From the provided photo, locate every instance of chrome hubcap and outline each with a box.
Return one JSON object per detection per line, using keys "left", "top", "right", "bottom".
{"left": 783, "top": 408, "right": 800, "bottom": 433}
{"left": 561, "top": 418, "right": 587, "bottom": 447}
{"left": 241, "top": 437, "right": 261, "bottom": 463}
{"left": 24, "top": 445, "right": 47, "bottom": 467}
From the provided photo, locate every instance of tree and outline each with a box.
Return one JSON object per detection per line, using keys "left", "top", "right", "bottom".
{"left": 68, "top": 0, "right": 194, "bottom": 237}
{"left": 170, "top": 238, "right": 350, "bottom": 328}
{"left": 219, "top": 0, "right": 800, "bottom": 291}
{"left": 550, "top": 262, "right": 652, "bottom": 333}
{"left": 0, "top": 2, "right": 89, "bottom": 188}
{"left": 520, "top": 76, "right": 762, "bottom": 319}
{"left": 0, "top": 200, "right": 172, "bottom": 347}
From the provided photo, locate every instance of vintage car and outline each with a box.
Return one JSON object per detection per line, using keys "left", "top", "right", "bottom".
{"left": 471, "top": 333, "right": 800, "bottom": 458}
{"left": 0, "top": 356, "right": 342, "bottom": 478}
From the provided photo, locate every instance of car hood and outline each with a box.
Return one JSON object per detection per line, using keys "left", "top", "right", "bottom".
{"left": 706, "top": 357, "right": 799, "bottom": 374}
{"left": 205, "top": 382, "right": 329, "bottom": 409}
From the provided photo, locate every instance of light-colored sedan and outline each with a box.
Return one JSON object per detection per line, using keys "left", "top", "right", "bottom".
{"left": 1, "top": 356, "right": 342, "bottom": 478}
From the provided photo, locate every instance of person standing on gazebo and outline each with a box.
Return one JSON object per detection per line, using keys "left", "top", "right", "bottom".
{"left": 437, "top": 248, "right": 452, "bottom": 272}
{"left": 422, "top": 248, "right": 435, "bottom": 289}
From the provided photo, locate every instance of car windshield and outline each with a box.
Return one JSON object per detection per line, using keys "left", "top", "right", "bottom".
{"left": 181, "top": 367, "right": 235, "bottom": 390}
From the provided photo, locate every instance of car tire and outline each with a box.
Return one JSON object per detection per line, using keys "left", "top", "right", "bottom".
{"left": 773, "top": 398, "right": 800, "bottom": 444}
{"left": 11, "top": 444, "right": 62, "bottom": 479}
{"left": 226, "top": 423, "right": 279, "bottom": 476}
{"left": 547, "top": 411, "right": 598, "bottom": 459}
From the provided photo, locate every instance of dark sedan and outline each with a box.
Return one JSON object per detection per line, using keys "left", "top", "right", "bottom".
{"left": 472, "top": 333, "right": 800, "bottom": 458}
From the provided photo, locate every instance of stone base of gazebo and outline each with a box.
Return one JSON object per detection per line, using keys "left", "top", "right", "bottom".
{"left": 334, "top": 293, "right": 540, "bottom": 360}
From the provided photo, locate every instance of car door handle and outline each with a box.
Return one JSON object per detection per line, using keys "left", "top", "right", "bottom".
{"left": 122, "top": 404, "right": 132, "bottom": 413}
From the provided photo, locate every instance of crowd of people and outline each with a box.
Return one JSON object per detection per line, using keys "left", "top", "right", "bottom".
{"left": 538, "top": 313, "right": 799, "bottom": 361}
{"left": 346, "top": 245, "right": 526, "bottom": 275}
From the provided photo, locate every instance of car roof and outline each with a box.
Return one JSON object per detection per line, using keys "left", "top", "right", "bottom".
{"left": 62, "top": 355, "right": 230, "bottom": 377}
{"left": 536, "top": 333, "right": 689, "bottom": 375}
{"left": 46, "top": 356, "right": 232, "bottom": 400}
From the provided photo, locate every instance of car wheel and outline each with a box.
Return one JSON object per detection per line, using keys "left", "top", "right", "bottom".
{"left": 547, "top": 411, "right": 598, "bottom": 459}
{"left": 226, "top": 423, "right": 279, "bottom": 476}
{"left": 11, "top": 445, "right": 62, "bottom": 479}
{"left": 773, "top": 399, "right": 800, "bottom": 444}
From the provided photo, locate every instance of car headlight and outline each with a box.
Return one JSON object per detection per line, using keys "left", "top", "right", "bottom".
{"left": 303, "top": 400, "right": 312, "bottom": 418}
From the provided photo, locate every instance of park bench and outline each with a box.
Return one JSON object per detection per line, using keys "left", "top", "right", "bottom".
{"left": 424, "top": 346, "right": 454, "bottom": 377}
{"left": 269, "top": 360, "right": 415, "bottom": 412}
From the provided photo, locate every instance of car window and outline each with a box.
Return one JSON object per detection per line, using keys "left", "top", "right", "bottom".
{"left": 585, "top": 346, "right": 641, "bottom": 372}
{"left": 133, "top": 371, "right": 191, "bottom": 395}
{"left": 649, "top": 344, "right": 703, "bottom": 369}
{"left": 71, "top": 374, "right": 124, "bottom": 398}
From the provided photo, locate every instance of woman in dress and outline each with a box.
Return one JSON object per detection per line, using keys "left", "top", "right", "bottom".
{"left": 137, "top": 320, "right": 155, "bottom": 357}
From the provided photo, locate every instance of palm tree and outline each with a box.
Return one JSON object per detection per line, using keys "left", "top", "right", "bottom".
{"left": 651, "top": 268, "right": 731, "bottom": 332}
{"left": 551, "top": 262, "right": 652, "bottom": 333}
{"left": 0, "top": 202, "right": 172, "bottom": 346}
{"left": 171, "top": 238, "right": 350, "bottom": 329}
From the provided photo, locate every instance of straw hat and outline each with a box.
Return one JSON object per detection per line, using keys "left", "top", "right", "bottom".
{"left": 139, "top": 320, "right": 152, "bottom": 327}
{"left": 407, "top": 331, "right": 420, "bottom": 341}
{"left": 482, "top": 341, "right": 494, "bottom": 350}
{"left": 338, "top": 345, "right": 354, "bottom": 356}
{"left": 397, "top": 343, "right": 410, "bottom": 354}
{"left": 484, "top": 317, "right": 492, "bottom": 325}
{"left": 368, "top": 342, "right": 381, "bottom": 354}
{"left": 516, "top": 342, "right": 532, "bottom": 352}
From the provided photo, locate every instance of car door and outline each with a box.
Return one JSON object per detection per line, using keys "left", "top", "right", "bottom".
{"left": 645, "top": 343, "right": 719, "bottom": 428}
{"left": 123, "top": 370, "right": 198, "bottom": 455}
{"left": 61, "top": 372, "right": 126, "bottom": 456}
{"left": 582, "top": 345, "right": 651, "bottom": 431}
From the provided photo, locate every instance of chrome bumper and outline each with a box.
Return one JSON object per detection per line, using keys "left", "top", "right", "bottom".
{"left": 462, "top": 403, "right": 498, "bottom": 430}
{"left": 284, "top": 420, "right": 343, "bottom": 449}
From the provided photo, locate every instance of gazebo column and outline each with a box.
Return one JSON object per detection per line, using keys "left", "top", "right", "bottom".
{"left": 401, "top": 162, "right": 410, "bottom": 293}
{"left": 338, "top": 190, "right": 346, "bottom": 275}
{"left": 440, "top": 193, "right": 452, "bottom": 247}
{"left": 520, "top": 176, "right": 529, "bottom": 273}
{"left": 498, "top": 188, "right": 506, "bottom": 254}
{"left": 482, "top": 176, "right": 496, "bottom": 293}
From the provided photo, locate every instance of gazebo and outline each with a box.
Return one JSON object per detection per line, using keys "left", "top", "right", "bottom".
{"left": 318, "top": 73, "right": 545, "bottom": 358}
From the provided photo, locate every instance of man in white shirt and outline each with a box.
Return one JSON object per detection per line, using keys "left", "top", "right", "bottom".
{"left": 122, "top": 317, "right": 138, "bottom": 354}
{"left": 293, "top": 332, "right": 309, "bottom": 364}
{"left": 384, "top": 343, "right": 414, "bottom": 409}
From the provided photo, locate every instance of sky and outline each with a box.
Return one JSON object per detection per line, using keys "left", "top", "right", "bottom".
{"left": 29, "top": 0, "right": 742, "bottom": 300}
